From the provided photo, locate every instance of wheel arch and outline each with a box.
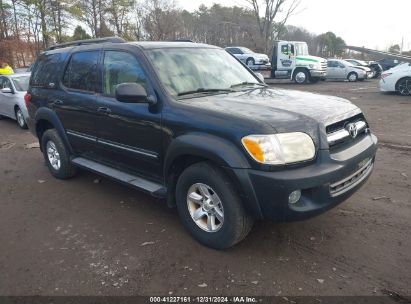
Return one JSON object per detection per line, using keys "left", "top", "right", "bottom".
{"left": 34, "top": 107, "right": 72, "bottom": 153}
{"left": 395, "top": 76, "right": 411, "bottom": 94}
{"left": 163, "top": 133, "right": 258, "bottom": 213}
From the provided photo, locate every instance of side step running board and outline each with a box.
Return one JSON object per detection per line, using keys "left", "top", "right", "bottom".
{"left": 71, "top": 157, "right": 166, "bottom": 198}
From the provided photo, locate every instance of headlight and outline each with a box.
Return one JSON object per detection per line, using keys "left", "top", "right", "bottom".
{"left": 241, "top": 132, "right": 315, "bottom": 165}
{"left": 309, "top": 64, "right": 315, "bottom": 69}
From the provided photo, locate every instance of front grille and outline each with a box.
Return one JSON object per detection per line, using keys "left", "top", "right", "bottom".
{"left": 329, "top": 158, "right": 374, "bottom": 197}
{"left": 326, "top": 114, "right": 368, "bottom": 147}
{"left": 326, "top": 113, "right": 365, "bottom": 134}
{"left": 320, "top": 61, "right": 327, "bottom": 71}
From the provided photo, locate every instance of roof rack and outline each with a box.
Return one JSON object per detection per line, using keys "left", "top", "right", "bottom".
{"left": 47, "top": 37, "right": 125, "bottom": 51}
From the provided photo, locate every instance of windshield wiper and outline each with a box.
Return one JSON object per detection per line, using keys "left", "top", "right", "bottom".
{"left": 177, "top": 88, "right": 235, "bottom": 96}
{"left": 230, "top": 82, "right": 267, "bottom": 89}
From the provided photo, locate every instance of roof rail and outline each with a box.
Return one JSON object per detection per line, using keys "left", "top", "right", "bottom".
{"left": 171, "top": 39, "right": 194, "bottom": 42}
{"left": 47, "top": 37, "right": 125, "bottom": 51}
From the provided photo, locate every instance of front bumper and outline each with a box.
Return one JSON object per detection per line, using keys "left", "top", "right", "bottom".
{"left": 310, "top": 69, "right": 327, "bottom": 78}
{"left": 379, "top": 78, "right": 395, "bottom": 92}
{"left": 227, "top": 133, "right": 378, "bottom": 221}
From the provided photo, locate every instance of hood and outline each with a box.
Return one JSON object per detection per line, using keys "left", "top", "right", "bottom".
{"left": 353, "top": 66, "right": 371, "bottom": 72}
{"left": 296, "top": 55, "right": 326, "bottom": 63}
{"left": 180, "top": 88, "right": 361, "bottom": 131}
{"left": 254, "top": 53, "right": 269, "bottom": 59}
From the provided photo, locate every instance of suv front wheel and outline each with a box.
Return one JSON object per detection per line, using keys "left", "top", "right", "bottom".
{"left": 176, "top": 162, "right": 254, "bottom": 249}
{"left": 41, "top": 129, "right": 77, "bottom": 179}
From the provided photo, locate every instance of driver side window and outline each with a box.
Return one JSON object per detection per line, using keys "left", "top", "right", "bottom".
{"left": 103, "top": 51, "right": 147, "bottom": 97}
{"left": 281, "top": 44, "right": 294, "bottom": 55}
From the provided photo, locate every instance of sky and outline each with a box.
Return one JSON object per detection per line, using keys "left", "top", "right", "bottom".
{"left": 177, "top": 0, "right": 411, "bottom": 51}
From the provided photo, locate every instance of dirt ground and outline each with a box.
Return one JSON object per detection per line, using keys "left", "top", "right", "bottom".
{"left": 0, "top": 79, "right": 410, "bottom": 298}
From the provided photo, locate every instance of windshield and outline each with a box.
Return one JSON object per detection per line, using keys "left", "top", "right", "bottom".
{"left": 239, "top": 47, "right": 254, "bottom": 54}
{"left": 147, "top": 48, "right": 261, "bottom": 97}
{"left": 12, "top": 75, "right": 30, "bottom": 91}
{"left": 295, "top": 43, "right": 309, "bottom": 56}
{"left": 341, "top": 60, "right": 354, "bottom": 67}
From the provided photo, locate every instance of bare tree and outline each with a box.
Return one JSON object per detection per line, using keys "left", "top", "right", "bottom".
{"left": 244, "top": 0, "right": 300, "bottom": 53}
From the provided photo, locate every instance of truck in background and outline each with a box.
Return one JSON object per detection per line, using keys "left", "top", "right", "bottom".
{"left": 270, "top": 41, "right": 327, "bottom": 84}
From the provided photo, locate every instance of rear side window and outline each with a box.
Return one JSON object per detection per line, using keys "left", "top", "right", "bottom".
{"left": 30, "top": 53, "right": 61, "bottom": 88}
{"left": 63, "top": 51, "right": 99, "bottom": 92}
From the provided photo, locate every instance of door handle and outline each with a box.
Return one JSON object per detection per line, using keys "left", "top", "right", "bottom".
{"left": 97, "top": 107, "right": 112, "bottom": 114}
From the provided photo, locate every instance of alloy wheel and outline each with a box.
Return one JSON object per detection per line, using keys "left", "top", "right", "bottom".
{"left": 398, "top": 79, "right": 411, "bottom": 96}
{"left": 46, "top": 140, "right": 61, "bottom": 170}
{"left": 186, "top": 183, "right": 224, "bottom": 233}
{"left": 295, "top": 71, "right": 306, "bottom": 84}
{"left": 16, "top": 109, "right": 25, "bottom": 127}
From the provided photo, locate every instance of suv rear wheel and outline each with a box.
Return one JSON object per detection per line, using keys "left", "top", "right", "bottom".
{"left": 41, "top": 129, "right": 77, "bottom": 179}
{"left": 176, "top": 162, "right": 254, "bottom": 249}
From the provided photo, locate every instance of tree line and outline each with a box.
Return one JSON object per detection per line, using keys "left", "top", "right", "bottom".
{"left": 0, "top": 0, "right": 348, "bottom": 67}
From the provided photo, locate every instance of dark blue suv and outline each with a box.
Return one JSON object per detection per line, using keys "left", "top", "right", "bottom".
{"left": 26, "top": 37, "right": 378, "bottom": 249}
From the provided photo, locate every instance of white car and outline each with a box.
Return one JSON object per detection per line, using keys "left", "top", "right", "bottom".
{"left": 344, "top": 59, "right": 374, "bottom": 78}
{"left": 379, "top": 63, "right": 411, "bottom": 96}
{"left": 326, "top": 59, "right": 367, "bottom": 81}
{"left": 0, "top": 72, "right": 31, "bottom": 129}
{"left": 225, "top": 46, "right": 270, "bottom": 68}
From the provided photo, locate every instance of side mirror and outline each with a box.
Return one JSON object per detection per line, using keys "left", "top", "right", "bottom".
{"left": 255, "top": 72, "right": 265, "bottom": 83}
{"left": 1, "top": 87, "right": 13, "bottom": 94}
{"left": 115, "top": 83, "right": 155, "bottom": 105}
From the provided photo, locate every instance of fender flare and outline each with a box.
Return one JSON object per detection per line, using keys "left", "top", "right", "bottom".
{"left": 164, "top": 133, "right": 250, "bottom": 175}
{"left": 164, "top": 133, "right": 264, "bottom": 218}
{"left": 34, "top": 107, "right": 73, "bottom": 153}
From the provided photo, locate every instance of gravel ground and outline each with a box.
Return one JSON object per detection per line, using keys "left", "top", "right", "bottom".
{"left": 0, "top": 79, "right": 410, "bottom": 298}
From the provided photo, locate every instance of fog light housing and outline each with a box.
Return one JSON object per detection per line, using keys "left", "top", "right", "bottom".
{"left": 289, "top": 190, "right": 301, "bottom": 204}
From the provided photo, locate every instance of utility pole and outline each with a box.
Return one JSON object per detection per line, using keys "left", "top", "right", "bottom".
{"left": 401, "top": 37, "right": 404, "bottom": 54}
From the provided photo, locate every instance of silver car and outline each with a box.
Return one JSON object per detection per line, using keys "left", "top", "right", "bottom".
{"left": 225, "top": 46, "right": 270, "bottom": 68}
{"left": 0, "top": 72, "right": 31, "bottom": 129}
{"left": 326, "top": 59, "right": 367, "bottom": 82}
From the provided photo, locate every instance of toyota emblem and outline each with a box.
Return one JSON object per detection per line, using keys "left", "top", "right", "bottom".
{"left": 346, "top": 123, "right": 358, "bottom": 139}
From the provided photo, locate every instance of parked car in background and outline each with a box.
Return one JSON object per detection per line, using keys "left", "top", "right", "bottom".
{"left": 377, "top": 58, "right": 400, "bottom": 71}
{"left": 327, "top": 59, "right": 367, "bottom": 82}
{"left": 367, "top": 61, "right": 383, "bottom": 78}
{"left": 0, "top": 72, "right": 30, "bottom": 129}
{"left": 345, "top": 59, "right": 382, "bottom": 78}
{"left": 379, "top": 63, "right": 411, "bottom": 95}
{"left": 344, "top": 59, "right": 374, "bottom": 78}
{"left": 225, "top": 46, "right": 270, "bottom": 68}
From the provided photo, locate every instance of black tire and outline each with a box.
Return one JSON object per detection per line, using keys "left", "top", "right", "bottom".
{"left": 41, "top": 129, "right": 77, "bottom": 179}
{"left": 293, "top": 69, "right": 309, "bottom": 84}
{"left": 15, "top": 107, "right": 28, "bottom": 129}
{"left": 246, "top": 58, "right": 255, "bottom": 67}
{"left": 175, "top": 162, "right": 254, "bottom": 249}
{"left": 347, "top": 72, "right": 358, "bottom": 82}
{"left": 395, "top": 77, "right": 411, "bottom": 96}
